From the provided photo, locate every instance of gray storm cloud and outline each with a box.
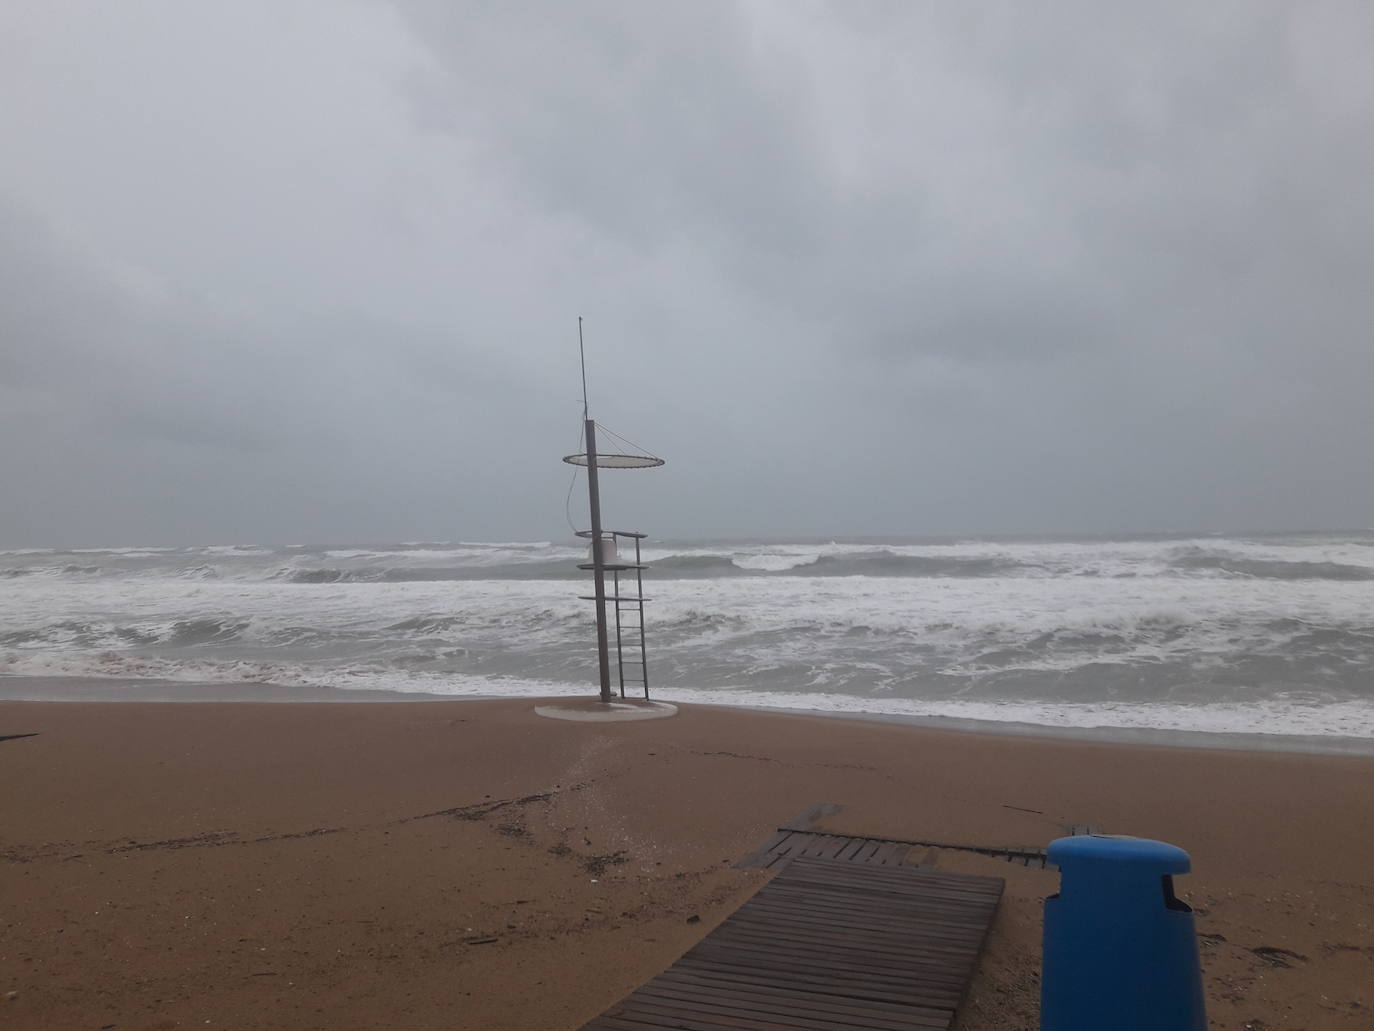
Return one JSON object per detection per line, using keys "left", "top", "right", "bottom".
{"left": 1, "top": 1, "right": 1371, "bottom": 547}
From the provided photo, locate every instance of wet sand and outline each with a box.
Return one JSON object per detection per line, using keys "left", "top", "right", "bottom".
{"left": 2, "top": 695, "right": 1371, "bottom": 1029}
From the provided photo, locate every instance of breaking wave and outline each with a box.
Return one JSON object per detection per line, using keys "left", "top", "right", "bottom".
{"left": 636, "top": 550, "right": 1026, "bottom": 578}
{"left": 1169, "top": 548, "right": 1374, "bottom": 581}
{"left": 281, "top": 568, "right": 361, "bottom": 584}
{"left": 166, "top": 618, "right": 248, "bottom": 645}
{"left": 807, "top": 552, "right": 1026, "bottom": 577}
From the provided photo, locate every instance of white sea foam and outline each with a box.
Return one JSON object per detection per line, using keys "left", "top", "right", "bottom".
{"left": 6, "top": 651, "right": 1369, "bottom": 741}
{"left": 3, "top": 532, "right": 1372, "bottom": 738}
{"left": 312, "top": 544, "right": 578, "bottom": 567}
{"left": 731, "top": 552, "right": 823, "bottom": 572}
{"left": 458, "top": 540, "right": 554, "bottom": 549}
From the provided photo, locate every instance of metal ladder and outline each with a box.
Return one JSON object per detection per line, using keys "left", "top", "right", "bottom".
{"left": 577, "top": 529, "right": 651, "bottom": 699}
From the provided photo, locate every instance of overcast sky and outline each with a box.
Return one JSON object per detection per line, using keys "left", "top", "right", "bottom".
{"left": 2, "top": 1, "right": 1371, "bottom": 547}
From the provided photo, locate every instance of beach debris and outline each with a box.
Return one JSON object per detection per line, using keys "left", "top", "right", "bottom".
{"left": 686, "top": 914, "right": 700, "bottom": 924}
{"left": 1250, "top": 945, "right": 1308, "bottom": 968}
{"left": 581, "top": 850, "right": 628, "bottom": 876}
{"left": 409, "top": 785, "right": 581, "bottom": 824}
{"left": 463, "top": 937, "right": 497, "bottom": 946}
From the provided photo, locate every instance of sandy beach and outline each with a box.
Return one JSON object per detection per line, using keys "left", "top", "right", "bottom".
{"left": 2, "top": 691, "right": 1372, "bottom": 1030}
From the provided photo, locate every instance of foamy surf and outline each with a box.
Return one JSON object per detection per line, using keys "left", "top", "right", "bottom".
{"left": 2, "top": 531, "right": 1372, "bottom": 742}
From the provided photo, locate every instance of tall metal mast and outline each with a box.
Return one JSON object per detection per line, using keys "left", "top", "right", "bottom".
{"left": 580, "top": 320, "right": 614, "bottom": 702}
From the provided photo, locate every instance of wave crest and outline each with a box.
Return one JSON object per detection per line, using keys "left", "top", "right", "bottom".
{"left": 1171, "top": 548, "right": 1374, "bottom": 581}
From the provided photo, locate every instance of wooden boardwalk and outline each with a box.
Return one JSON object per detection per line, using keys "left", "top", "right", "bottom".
{"left": 735, "top": 801, "right": 1097, "bottom": 871}
{"left": 740, "top": 826, "right": 1056, "bottom": 870}
{"left": 578, "top": 855, "right": 1004, "bottom": 1030}
{"left": 737, "top": 827, "right": 916, "bottom": 869}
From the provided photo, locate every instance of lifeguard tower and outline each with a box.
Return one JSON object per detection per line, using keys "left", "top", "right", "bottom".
{"left": 561, "top": 319, "right": 666, "bottom": 707}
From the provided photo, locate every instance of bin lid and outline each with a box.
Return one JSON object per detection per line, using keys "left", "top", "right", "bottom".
{"left": 1048, "top": 834, "right": 1191, "bottom": 874}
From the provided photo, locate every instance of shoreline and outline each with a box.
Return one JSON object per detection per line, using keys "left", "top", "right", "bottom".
{"left": 3, "top": 672, "right": 1372, "bottom": 757}
{"left": 0, "top": 673, "right": 461, "bottom": 704}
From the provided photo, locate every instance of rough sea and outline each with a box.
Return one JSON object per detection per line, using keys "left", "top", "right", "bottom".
{"left": 3, "top": 532, "right": 1372, "bottom": 742}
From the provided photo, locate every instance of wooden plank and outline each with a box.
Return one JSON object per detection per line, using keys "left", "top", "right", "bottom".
{"left": 869, "top": 840, "right": 911, "bottom": 865}
{"left": 708, "top": 935, "right": 984, "bottom": 971}
{"left": 635, "top": 981, "right": 939, "bottom": 1030}
{"left": 795, "top": 834, "right": 848, "bottom": 859}
{"left": 835, "top": 837, "right": 868, "bottom": 861}
{"left": 655, "top": 969, "right": 948, "bottom": 1020}
{"left": 669, "top": 955, "right": 964, "bottom": 1009}
{"left": 655, "top": 961, "right": 943, "bottom": 1010}
{"left": 708, "top": 926, "right": 986, "bottom": 963}
{"left": 675, "top": 960, "right": 969, "bottom": 1008}
{"left": 780, "top": 868, "right": 1005, "bottom": 901}
{"left": 687, "top": 939, "right": 975, "bottom": 984}
{"left": 737, "top": 890, "right": 995, "bottom": 925}
{"left": 651, "top": 973, "right": 951, "bottom": 1030}
{"left": 631, "top": 985, "right": 924, "bottom": 1031}
{"left": 743, "top": 806, "right": 1066, "bottom": 877}
{"left": 657, "top": 962, "right": 960, "bottom": 1013}
{"left": 623, "top": 990, "right": 925, "bottom": 1031}
{"left": 823, "top": 834, "right": 856, "bottom": 859}
{"left": 776, "top": 859, "right": 1004, "bottom": 892}
{"left": 851, "top": 839, "right": 881, "bottom": 863}
{"left": 715, "top": 919, "right": 989, "bottom": 956}
{"left": 682, "top": 940, "right": 976, "bottom": 990}
{"left": 723, "top": 901, "right": 992, "bottom": 934}
{"left": 759, "top": 873, "right": 1003, "bottom": 907}
{"left": 606, "top": 1001, "right": 852, "bottom": 1031}
{"left": 732, "top": 890, "right": 985, "bottom": 919}
{"left": 741, "top": 876, "right": 1001, "bottom": 912}
{"left": 735, "top": 898, "right": 996, "bottom": 939}
{"left": 576, "top": 855, "right": 1001, "bottom": 1030}
{"left": 791, "top": 834, "right": 829, "bottom": 858}
{"left": 752, "top": 883, "right": 1001, "bottom": 919}
{"left": 723, "top": 912, "right": 992, "bottom": 939}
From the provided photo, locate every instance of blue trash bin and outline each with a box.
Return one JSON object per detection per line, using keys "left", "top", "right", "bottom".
{"left": 1042, "top": 835, "right": 1206, "bottom": 1031}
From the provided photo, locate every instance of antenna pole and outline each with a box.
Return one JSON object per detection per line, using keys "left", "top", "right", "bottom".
{"left": 585, "top": 418, "right": 613, "bottom": 703}
{"left": 578, "top": 316, "right": 589, "bottom": 421}
{"left": 578, "top": 317, "right": 612, "bottom": 702}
